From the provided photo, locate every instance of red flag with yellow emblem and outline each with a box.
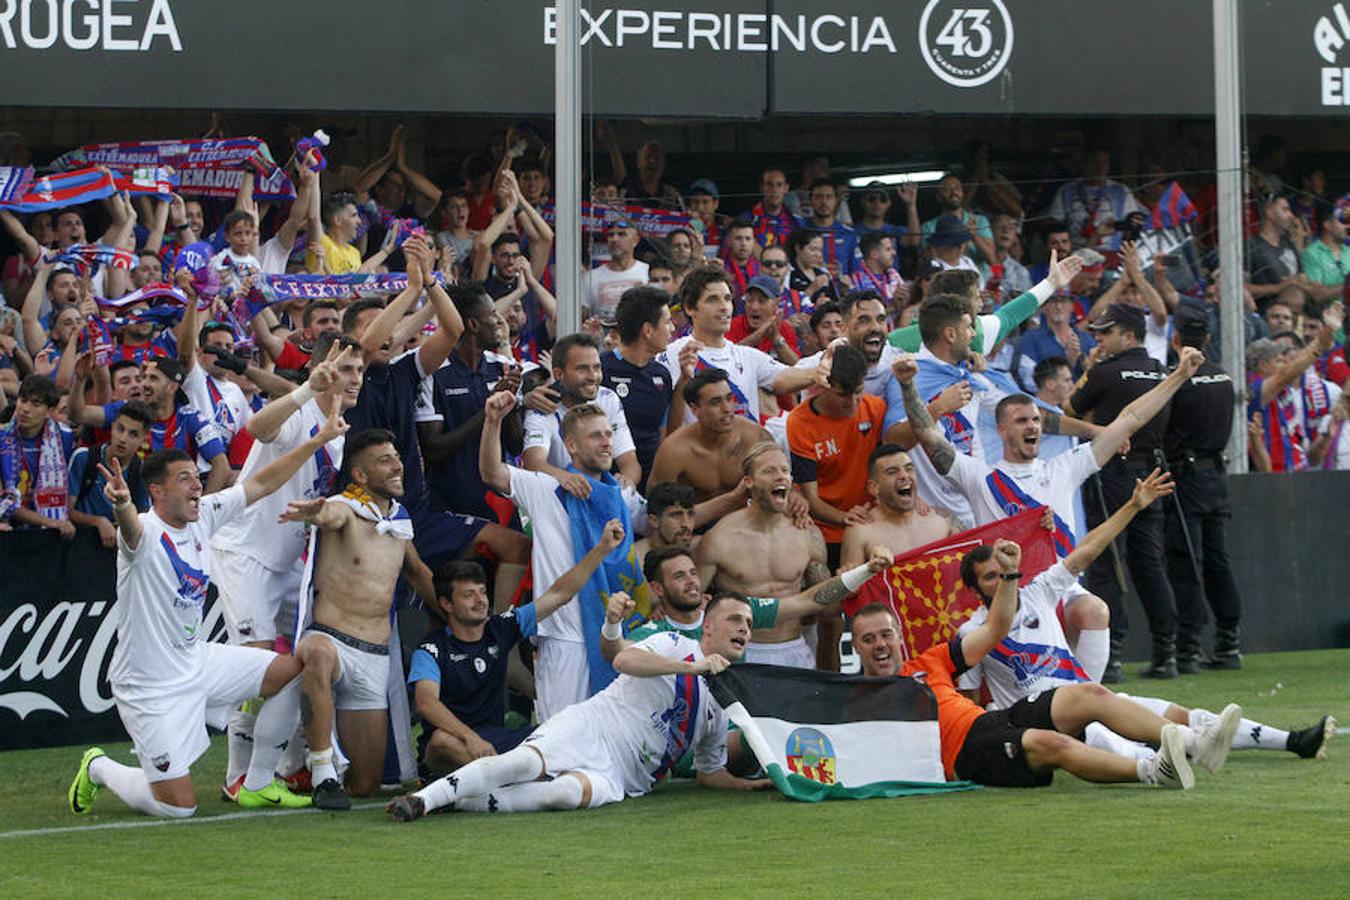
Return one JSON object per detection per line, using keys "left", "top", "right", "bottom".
{"left": 843, "top": 508, "right": 1056, "bottom": 662}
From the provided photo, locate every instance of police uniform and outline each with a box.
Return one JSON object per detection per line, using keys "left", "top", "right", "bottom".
{"left": 1069, "top": 304, "right": 1179, "bottom": 679}
{"left": 1162, "top": 307, "right": 1243, "bottom": 672}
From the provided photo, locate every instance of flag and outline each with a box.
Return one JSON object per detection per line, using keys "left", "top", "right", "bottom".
{"left": 708, "top": 665, "right": 977, "bottom": 802}
{"left": 1147, "top": 181, "right": 1198, "bottom": 231}
{"left": 843, "top": 508, "right": 1056, "bottom": 662}
{"left": 539, "top": 201, "right": 693, "bottom": 238}
{"left": 0, "top": 166, "right": 34, "bottom": 204}
{"left": 0, "top": 168, "right": 116, "bottom": 213}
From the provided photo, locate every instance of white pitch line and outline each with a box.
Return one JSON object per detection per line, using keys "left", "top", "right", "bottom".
{"left": 0, "top": 801, "right": 387, "bottom": 840}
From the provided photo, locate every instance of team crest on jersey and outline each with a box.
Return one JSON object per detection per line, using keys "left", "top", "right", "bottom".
{"left": 615, "top": 382, "right": 629, "bottom": 398}
{"left": 152, "top": 753, "right": 171, "bottom": 772}
{"left": 785, "top": 727, "right": 836, "bottom": 784}
{"left": 473, "top": 658, "right": 487, "bottom": 673}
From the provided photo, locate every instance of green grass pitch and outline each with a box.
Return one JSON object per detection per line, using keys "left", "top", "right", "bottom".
{"left": 3, "top": 649, "right": 1348, "bottom": 899}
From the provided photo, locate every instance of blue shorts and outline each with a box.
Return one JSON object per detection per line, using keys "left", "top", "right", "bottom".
{"left": 410, "top": 505, "right": 491, "bottom": 568}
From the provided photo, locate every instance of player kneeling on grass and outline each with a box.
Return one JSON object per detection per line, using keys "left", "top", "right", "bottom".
{"left": 70, "top": 409, "right": 349, "bottom": 818}
{"left": 853, "top": 536, "right": 1239, "bottom": 791}
{"left": 957, "top": 470, "right": 1335, "bottom": 768}
{"left": 280, "top": 429, "right": 438, "bottom": 811}
{"left": 410, "top": 519, "right": 630, "bottom": 779}
{"left": 386, "top": 592, "right": 773, "bottom": 820}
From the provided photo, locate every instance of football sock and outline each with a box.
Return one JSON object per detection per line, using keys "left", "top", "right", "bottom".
{"left": 88, "top": 755, "right": 194, "bottom": 818}
{"left": 415, "top": 746, "right": 543, "bottom": 812}
{"left": 1084, "top": 721, "right": 1153, "bottom": 761}
{"left": 225, "top": 704, "right": 258, "bottom": 785}
{"left": 276, "top": 725, "right": 308, "bottom": 777}
{"left": 308, "top": 748, "right": 338, "bottom": 787}
{"left": 455, "top": 776, "right": 584, "bottom": 814}
{"left": 244, "top": 678, "right": 302, "bottom": 792}
{"left": 1075, "top": 628, "right": 1110, "bottom": 683}
{"left": 1176, "top": 724, "right": 1200, "bottom": 756}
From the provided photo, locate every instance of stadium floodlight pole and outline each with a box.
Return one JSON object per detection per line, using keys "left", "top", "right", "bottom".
{"left": 554, "top": 0, "right": 583, "bottom": 337}
{"left": 1213, "top": 0, "right": 1247, "bottom": 473}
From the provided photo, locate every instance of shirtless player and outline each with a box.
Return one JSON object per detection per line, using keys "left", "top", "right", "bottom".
{"left": 839, "top": 444, "right": 960, "bottom": 571}
{"left": 694, "top": 442, "right": 830, "bottom": 668}
{"left": 648, "top": 367, "right": 768, "bottom": 505}
{"left": 279, "top": 428, "right": 437, "bottom": 810}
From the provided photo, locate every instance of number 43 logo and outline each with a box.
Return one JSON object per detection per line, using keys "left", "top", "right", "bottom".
{"left": 918, "top": 0, "right": 1015, "bottom": 88}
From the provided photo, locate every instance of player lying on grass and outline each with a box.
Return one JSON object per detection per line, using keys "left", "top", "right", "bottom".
{"left": 853, "top": 533, "right": 1239, "bottom": 790}
{"left": 957, "top": 472, "right": 1335, "bottom": 765}
{"left": 69, "top": 406, "right": 348, "bottom": 818}
{"left": 386, "top": 591, "right": 774, "bottom": 820}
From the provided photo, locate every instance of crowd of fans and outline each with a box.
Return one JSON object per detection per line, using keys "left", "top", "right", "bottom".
{"left": 3, "top": 123, "right": 1344, "bottom": 811}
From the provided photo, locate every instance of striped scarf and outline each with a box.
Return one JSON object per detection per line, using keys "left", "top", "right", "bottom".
{"left": 0, "top": 167, "right": 116, "bottom": 213}
{"left": 0, "top": 418, "right": 68, "bottom": 522}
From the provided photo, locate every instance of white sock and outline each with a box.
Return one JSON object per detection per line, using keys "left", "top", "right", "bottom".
{"left": 1189, "top": 708, "right": 1288, "bottom": 750}
{"left": 414, "top": 746, "right": 543, "bottom": 812}
{"left": 225, "top": 704, "right": 258, "bottom": 785}
{"left": 1074, "top": 628, "right": 1110, "bottom": 683}
{"left": 308, "top": 748, "right": 338, "bottom": 787}
{"left": 1084, "top": 721, "right": 1155, "bottom": 762}
{"left": 1135, "top": 756, "right": 1153, "bottom": 784}
{"left": 244, "top": 678, "right": 302, "bottom": 791}
{"left": 1177, "top": 724, "right": 1199, "bottom": 756}
{"left": 89, "top": 756, "right": 195, "bottom": 818}
{"left": 277, "top": 725, "right": 308, "bottom": 777}
{"left": 455, "top": 776, "right": 584, "bottom": 814}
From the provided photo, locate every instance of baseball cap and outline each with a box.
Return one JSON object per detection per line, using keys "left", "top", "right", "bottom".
{"left": 1087, "top": 303, "right": 1147, "bottom": 334}
{"left": 746, "top": 274, "right": 782, "bottom": 297}
{"left": 1175, "top": 304, "right": 1210, "bottom": 338}
{"left": 928, "top": 214, "right": 973, "bottom": 247}
{"left": 688, "top": 179, "right": 720, "bottom": 199}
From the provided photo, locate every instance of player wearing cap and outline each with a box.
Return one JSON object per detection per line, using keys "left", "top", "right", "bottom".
{"left": 1067, "top": 303, "right": 1192, "bottom": 681}
{"left": 852, "top": 537, "right": 1231, "bottom": 792}
{"left": 386, "top": 591, "right": 771, "bottom": 821}
{"left": 580, "top": 219, "right": 649, "bottom": 323}
{"left": 69, "top": 356, "right": 231, "bottom": 494}
{"left": 67, "top": 407, "right": 348, "bottom": 819}
{"left": 686, "top": 179, "right": 725, "bottom": 259}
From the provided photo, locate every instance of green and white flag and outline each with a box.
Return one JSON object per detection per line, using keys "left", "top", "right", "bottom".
{"left": 709, "top": 665, "right": 977, "bottom": 802}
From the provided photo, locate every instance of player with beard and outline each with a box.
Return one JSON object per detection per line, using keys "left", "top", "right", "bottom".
{"left": 850, "top": 538, "right": 1237, "bottom": 791}
{"left": 695, "top": 443, "right": 830, "bottom": 669}
{"left": 894, "top": 347, "right": 1205, "bottom": 682}
{"left": 386, "top": 593, "right": 770, "bottom": 821}
{"left": 649, "top": 368, "right": 769, "bottom": 505}
{"left": 277, "top": 428, "right": 438, "bottom": 810}
{"left": 523, "top": 332, "right": 641, "bottom": 491}
{"left": 209, "top": 336, "right": 363, "bottom": 799}
{"left": 840, "top": 444, "right": 960, "bottom": 572}
{"left": 633, "top": 482, "right": 698, "bottom": 572}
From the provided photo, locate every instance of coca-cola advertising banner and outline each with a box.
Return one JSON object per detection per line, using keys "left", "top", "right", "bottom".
{"left": 0, "top": 529, "right": 225, "bottom": 750}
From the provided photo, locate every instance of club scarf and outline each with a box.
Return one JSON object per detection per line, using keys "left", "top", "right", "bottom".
{"left": 0, "top": 418, "right": 69, "bottom": 522}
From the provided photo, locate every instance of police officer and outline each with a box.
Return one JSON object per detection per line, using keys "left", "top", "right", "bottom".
{"left": 1163, "top": 306, "right": 1244, "bottom": 672}
{"left": 1068, "top": 303, "right": 1184, "bottom": 680}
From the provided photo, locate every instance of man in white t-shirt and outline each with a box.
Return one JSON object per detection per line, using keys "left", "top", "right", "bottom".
{"left": 580, "top": 220, "right": 649, "bottom": 322}
{"left": 209, "top": 335, "right": 364, "bottom": 796}
{"left": 386, "top": 592, "right": 770, "bottom": 820}
{"left": 480, "top": 393, "right": 646, "bottom": 721}
{"left": 891, "top": 347, "right": 1205, "bottom": 683}
{"left": 523, "top": 332, "right": 640, "bottom": 488}
{"left": 658, "top": 266, "right": 825, "bottom": 425}
{"left": 67, "top": 409, "right": 348, "bottom": 819}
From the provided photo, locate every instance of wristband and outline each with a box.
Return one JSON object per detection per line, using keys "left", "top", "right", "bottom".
{"left": 601, "top": 621, "right": 623, "bottom": 641}
{"left": 290, "top": 382, "right": 317, "bottom": 409}
{"left": 840, "top": 564, "right": 874, "bottom": 592}
{"left": 1000, "top": 572, "right": 1022, "bottom": 581}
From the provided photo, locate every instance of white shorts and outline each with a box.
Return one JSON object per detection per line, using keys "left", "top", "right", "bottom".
{"left": 534, "top": 637, "right": 589, "bottom": 722}
{"left": 743, "top": 636, "right": 816, "bottom": 669}
{"left": 212, "top": 548, "right": 302, "bottom": 645}
{"left": 113, "top": 644, "right": 275, "bottom": 782}
{"left": 522, "top": 703, "right": 628, "bottom": 808}
{"left": 302, "top": 625, "right": 389, "bottom": 711}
